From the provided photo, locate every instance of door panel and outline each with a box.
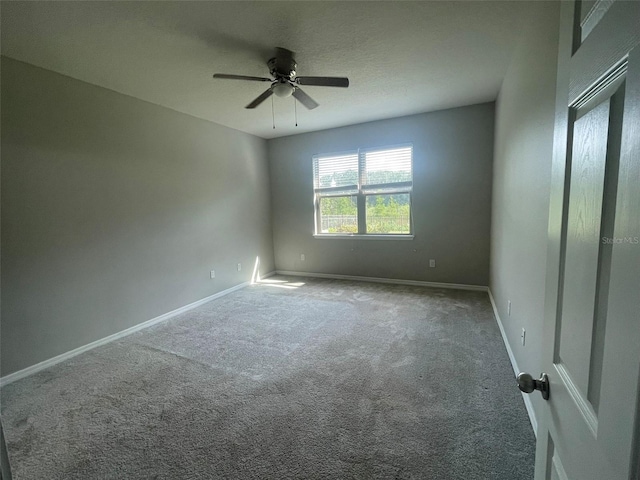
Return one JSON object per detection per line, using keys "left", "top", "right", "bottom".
{"left": 578, "top": 0, "right": 614, "bottom": 44}
{"left": 558, "top": 96, "right": 611, "bottom": 400}
{"left": 569, "top": 1, "right": 640, "bottom": 104}
{"left": 535, "top": 1, "right": 640, "bottom": 479}
{"left": 550, "top": 445, "right": 569, "bottom": 480}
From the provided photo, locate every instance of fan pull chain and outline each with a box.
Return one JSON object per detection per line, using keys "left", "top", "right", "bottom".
{"left": 294, "top": 96, "right": 298, "bottom": 127}
{"left": 271, "top": 96, "right": 276, "bottom": 129}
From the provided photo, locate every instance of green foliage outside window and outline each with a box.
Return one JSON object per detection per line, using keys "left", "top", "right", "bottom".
{"left": 320, "top": 196, "right": 357, "bottom": 233}
{"left": 366, "top": 195, "right": 410, "bottom": 234}
{"left": 320, "top": 193, "right": 410, "bottom": 234}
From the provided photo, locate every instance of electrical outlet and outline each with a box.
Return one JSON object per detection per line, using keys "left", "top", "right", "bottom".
{"left": 429, "top": 259, "right": 436, "bottom": 268}
{"left": 237, "top": 263, "right": 241, "bottom": 272}
{"left": 300, "top": 254, "right": 305, "bottom": 261}
{"left": 521, "top": 328, "right": 526, "bottom": 346}
{"left": 210, "top": 270, "right": 215, "bottom": 279}
{"left": 508, "top": 300, "right": 512, "bottom": 316}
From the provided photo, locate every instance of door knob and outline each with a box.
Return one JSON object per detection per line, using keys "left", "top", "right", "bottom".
{"left": 517, "top": 372, "right": 550, "bottom": 400}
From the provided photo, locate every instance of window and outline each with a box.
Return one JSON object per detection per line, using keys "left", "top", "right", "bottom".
{"left": 313, "top": 145, "right": 413, "bottom": 237}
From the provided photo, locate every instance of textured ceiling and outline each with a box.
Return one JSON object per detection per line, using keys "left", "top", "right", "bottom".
{"left": 1, "top": 1, "right": 532, "bottom": 139}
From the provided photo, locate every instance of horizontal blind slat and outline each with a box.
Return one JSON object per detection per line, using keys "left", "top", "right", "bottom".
{"left": 360, "top": 146, "right": 413, "bottom": 186}
{"left": 313, "top": 152, "right": 359, "bottom": 189}
{"left": 315, "top": 187, "right": 359, "bottom": 197}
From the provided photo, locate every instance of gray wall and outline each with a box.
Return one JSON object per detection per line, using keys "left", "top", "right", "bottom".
{"left": 490, "top": 2, "right": 560, "bottom": 423}
{"left": 268, "top": 103, "right": 494, "bottom": 286}
{"left": 1, "top": 57, "right": 274, "bottom": 376}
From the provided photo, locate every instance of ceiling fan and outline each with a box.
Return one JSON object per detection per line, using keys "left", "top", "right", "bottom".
{"left": 213, "top": 47, "right": 349, "bottom": 110}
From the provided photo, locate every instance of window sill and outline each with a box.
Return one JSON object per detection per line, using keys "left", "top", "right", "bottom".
{"left": 313, "top": 234, "right": 414, "bottom": 241}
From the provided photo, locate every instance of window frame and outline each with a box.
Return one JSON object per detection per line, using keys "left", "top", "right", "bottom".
{"left": 313, "top": 143, "right": 414, "bottom": 239}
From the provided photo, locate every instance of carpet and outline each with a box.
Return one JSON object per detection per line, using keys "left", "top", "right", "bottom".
{"left": 1, "top": 276, "right": 535, "bottom": 479}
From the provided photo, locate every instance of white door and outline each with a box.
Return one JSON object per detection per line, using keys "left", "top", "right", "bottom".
{"left": 531, "top": 1, "right": 640, "bottom": 479}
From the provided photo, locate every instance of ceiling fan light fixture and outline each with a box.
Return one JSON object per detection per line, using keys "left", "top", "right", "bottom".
{"left": 213, "top": 47, "right": 348, "bottom": 110}
{"left": 273, "top": 82, "right": 294, "bottom": 98}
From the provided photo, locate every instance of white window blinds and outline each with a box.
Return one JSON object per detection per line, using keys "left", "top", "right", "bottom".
{"left": 360, "top": 146, "right": 413, "bottom": 193}
{"left": 313, "top": 146, "right": 413, "bottom": 193}
{"left": 313, "top": 152, "right": 359, "bottom": 195}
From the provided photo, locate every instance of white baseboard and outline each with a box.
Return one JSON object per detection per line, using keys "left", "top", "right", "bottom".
{"left": 275, "top": 270, "right": 488, "bottom": 292}
{"left": 0, "top": 272, "right": 276, "bottom": 388}
{"left": 487, "top": 288, "right": 538, "bottom": 436}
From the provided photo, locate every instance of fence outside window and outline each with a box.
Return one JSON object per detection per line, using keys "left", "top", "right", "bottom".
{"left": 321, "top": 215, "right": 410, "bottom": 234}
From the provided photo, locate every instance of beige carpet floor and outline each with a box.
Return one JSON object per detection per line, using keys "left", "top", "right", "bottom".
{"left": 1, "top": 276, "right": 535, "bottom": 479}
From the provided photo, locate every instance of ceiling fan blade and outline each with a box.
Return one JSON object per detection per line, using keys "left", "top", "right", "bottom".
{"left": 213, "top": 73, "right": 272, "bottom": 82}
{"left": 245, "top": 88, "right": 274, "bottom": 109}
{"left": 292, "top": 87, "right": 319, "bottom": 110}
{"left": 295, "top": 76, "right": 349, "bottom": 88}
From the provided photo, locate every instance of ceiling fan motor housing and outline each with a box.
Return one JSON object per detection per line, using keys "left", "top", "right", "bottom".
{"left": 268, "top": 56, "right": 297, "bottom": 80}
